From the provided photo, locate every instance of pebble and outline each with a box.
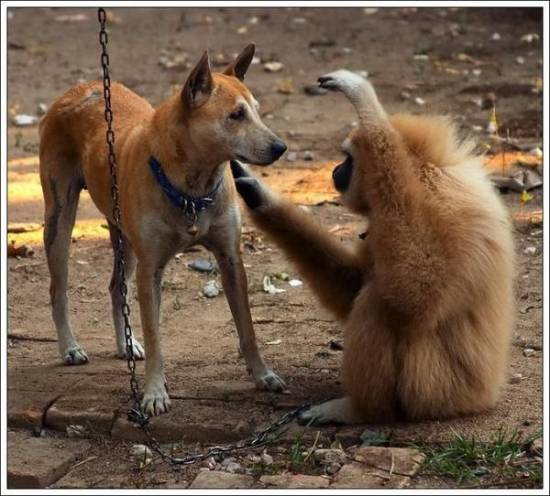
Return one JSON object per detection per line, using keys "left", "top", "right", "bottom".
{"left": 13, "top": 114, "right": 38, "bottom": 126}
{"left": 521, "top": 33, "right": 539, "bottom": 43}
{"left": 286, "top": 151, "right": 298, "bottom": 162}
{"left": 413, "top": 54, "right": 429, "bottom": 61}
{"left": 130, "top": 444, "right": 153, "bottom": 467}
{"left": 303, "top": 150, "right": 314, "bottom": 161}
{"left": 202, "top": 280, "right": 221, "bottom": 298}
{"left": 491, "top": 32, "right": 501, "bottom": 41}
{"left": 509, "top": 373, "right": 523, "bottom": 384}
{"left": 523, "top": 348, "right": 535, "bottom": 357}
{"left": 224, "top": 461, "right": 243, "bottom": 474}
{"left": 516, "top": 56, "right": 525, "bottom": 65}
{"left": 523, "top": 246, "right": 537, "bottom": 256}
{"left": 37, "top": 103, "right": 48, "bottom": 115}
{"left": 66, "top": 424, "right": 87, "bottom": 438}
{"left": 261, "top": 451, "right": 274, "bottom": 465}
{"left": 288, "top": 279, "right": 303, "bottom": 287}
{"left": 414, "top": 97, "right": 426, "bottom": 106}
{"left": 363, "top": 7, "right": 379, "bottom": 15}
{"left": 313, "top": 448, "right": 347, "bottom": 465}
{"left": 189, "top": 259, "right": 217, "bottom": 272}
{"left": 400, "top": 91, "right": 411, "bottom": 100}
{"left": 292, "top": 17, "right": 307, "bottom": 24}
{"left": 263, "top": 61, "right": 284, "bottom": 73}
{"left": 472, "top": 68, "right": 482, "bottom": 77}
{"left": 529, "top": 147, "right": 542, "bottom": 158}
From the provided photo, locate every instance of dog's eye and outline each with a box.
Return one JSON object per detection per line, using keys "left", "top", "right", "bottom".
{"left": 229, "top": 107, "right": 245, "bottom": 121}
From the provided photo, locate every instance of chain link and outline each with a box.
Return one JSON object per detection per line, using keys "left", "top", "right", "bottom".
{"left": 98, "top": 7, "right": 145, "bottom": 426}
{"left": 97, "top": 7, "right": 311, "bottom": 465}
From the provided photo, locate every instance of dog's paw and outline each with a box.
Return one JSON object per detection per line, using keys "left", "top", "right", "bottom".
{"left": 62, "top": 345, "right": 89, "bottom": 365}
{"left": 318, "top": 69, "right": 366, "bottom": 92}
{"left": 298, "top": 397, "right": 362, "bottom": 425}
{"left": 141, "top": 384, "right": 171, "bottom": 417}
{"left": 254, "top": 369, "right": 286, "bottom": 393}
{"left": 117, "top": 338, "right": 145, "bottom": 361}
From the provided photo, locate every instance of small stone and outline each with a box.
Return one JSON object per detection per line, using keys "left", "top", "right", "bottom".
{"left": 248, "top": 16, "right": 259, "bottom": 25}
{"left": 413, "top": 54, "right": 429, "bottom": 61}
{"left": 529, "top": 437, "right": 542, "bottom": 456}
{"left": 189, "top": 259, "right": 217, "bottom": 273}
{"left": 523, "top": 348, "right": 535, "bottom": 357}
{"left": 66, "top": 424, "right": 87, "bottom": 438}
{"left": 326, "top": 462, "right": 342, "bottom": 475}
{"left": 224, "top": 461, "right": 243, "bottom": 474}
{"left": 202, "top": 456, "right": 218, "bottom": 470}
{"left": 363, "top": 7, "right": 379, "bottom": 15}
{"left": 303, "top": 150, "right": 314, "bottom": 161}
{"left": 261, "top": 451, "right": 274, "bottom": 465}
{"left": 414, "top": 97, "right": 426, "bottom": 106}
{"left": 313, "top": 448, "right": 347, "bottom": 465}
{"left": 321, "top": 368, "right": 330, "bottom": 374}
{"left": 237, "top": 25, "right": 248, "bottom": 34}
{"left": 491, "top": 32, "right": 501, "bottom": 41}
{"left": 202, "top": 280, "right": 221, "bottom": 298}
{"left": 516, "top": 56, "right": 525, "bottom": 65}
{"left": 286, "top": 151, "right": 297, "bottom": 162}
{"left": 400, "top": 91, "right": 411, "bottom": 100}
{"left": 288, "top": 279, "right": 303, "bottom": 287}
{"left": 13, "top": 114, "right": 38, "bottom": 126}
{"left": 509, "top": 373, "right": 523, "bottom": 384}
{"left": 523, "top": 246, "right": 537, "bottom": 255}
{"left": 263, "top": 61, "right": 284, "bottom": 73}
{"left": 292, "top": 17, "right": 307, "bottom": 24}
{"left": 37, "top": 103, "right": 48, "bottom": 115}
{"left": 341, "top": 47, "right": 353, "bottom": 54}
{"left": 521, "top": 33, "right": 539, "bottom": 43}
{"left": 529, "top": 147, "right": 542, "bottom": 158}
{"left": 129, "top": 444, "right": 153, "bottom": 467}
{"left": 472, "top": 68, "right": 482, "bottom": 77}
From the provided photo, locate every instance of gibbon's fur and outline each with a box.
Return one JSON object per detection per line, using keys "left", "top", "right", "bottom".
{"left": 232, "top": 70, "right": 515, "bottom": 424}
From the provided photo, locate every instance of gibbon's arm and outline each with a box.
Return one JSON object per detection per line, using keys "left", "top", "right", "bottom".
{"left": 230, "top": 160, "right": 363, "bottom": 321}
{"left": 319, "top": 71, "right": 450, "bottom": 325}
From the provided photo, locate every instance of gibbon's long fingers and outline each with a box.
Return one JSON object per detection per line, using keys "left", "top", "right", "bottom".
{"left": 318, "top": 70, "right": 387, "bottom": 126}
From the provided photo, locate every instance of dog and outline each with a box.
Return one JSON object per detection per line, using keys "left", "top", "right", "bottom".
{"left": 39, "top": 44, "right": 287, "bottom": 416}
{"left": 230, "top": 70, "right": 514, "bottom": 424}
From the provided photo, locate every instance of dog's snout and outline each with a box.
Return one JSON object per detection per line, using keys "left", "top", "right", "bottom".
{"left": 271, "top": 140, "right": 287, "bottom": 160}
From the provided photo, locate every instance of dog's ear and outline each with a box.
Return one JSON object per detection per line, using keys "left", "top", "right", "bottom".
{"left": 223, "top": 44, "right": 255, "bottom": 81}
{"left": 182, "top": 51, "right": 213, "bottom": 109}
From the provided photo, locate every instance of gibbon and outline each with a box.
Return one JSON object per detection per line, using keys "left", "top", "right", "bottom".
{"left": 230, "top": 70, "right": 515, "bottom": 424}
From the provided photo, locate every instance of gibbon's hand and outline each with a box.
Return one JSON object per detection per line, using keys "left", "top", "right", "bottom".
{"left": 230, "top": 159, "right": 268, "bottom": 210}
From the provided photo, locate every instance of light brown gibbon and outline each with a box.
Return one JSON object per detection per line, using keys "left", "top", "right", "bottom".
{"left": 230, "top": 70, "right": 515, "bottom": 424}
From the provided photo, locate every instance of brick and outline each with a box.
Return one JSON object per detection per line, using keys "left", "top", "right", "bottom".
{"left": 260, "top": 473, "right": 330, "bottom": 489}
{"left": 7, "top": 430, "right": 89, "bottom": 489}
{"left": 189, "top": 471, "right": 255, "bottom": 489}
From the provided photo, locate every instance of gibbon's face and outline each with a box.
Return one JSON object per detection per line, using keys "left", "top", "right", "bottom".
{"left": 332, "top": 129, "right": 370, "bottom": 214}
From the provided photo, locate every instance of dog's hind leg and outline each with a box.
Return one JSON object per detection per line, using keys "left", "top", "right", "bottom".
{"left": 40, "top": 154, "right": 87, "bottom": 365}
{"left": 107, "top": 221, "right": 145, "bottom": 360}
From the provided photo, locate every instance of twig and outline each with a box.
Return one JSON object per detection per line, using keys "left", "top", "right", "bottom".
{"left": 71, "top": 455, "right": 98, "bottom": 471}
{"left": 8, "top": 333, "right": 57, "bottom": 343}
{"left": 302, "top": 430, "right": 321, "bottom": 463}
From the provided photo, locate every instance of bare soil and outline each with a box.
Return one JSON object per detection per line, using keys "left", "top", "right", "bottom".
{"left": 6, "top": 6, "right": 543, "bottom": 489}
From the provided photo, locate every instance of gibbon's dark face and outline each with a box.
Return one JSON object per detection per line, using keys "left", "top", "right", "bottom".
{"left": 332, "top": 154, "right": 353, "bottom": 192}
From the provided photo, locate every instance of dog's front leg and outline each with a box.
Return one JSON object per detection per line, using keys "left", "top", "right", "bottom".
{"left": 209, "top": 229, "right": 286, "bottom": 393}
{"left": 136, "top": 261, "right": 171, "bottom": 416}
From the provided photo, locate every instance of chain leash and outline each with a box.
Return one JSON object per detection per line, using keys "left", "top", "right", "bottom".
{"left": 97, "top": 8, "right": 310, "bottom": 465}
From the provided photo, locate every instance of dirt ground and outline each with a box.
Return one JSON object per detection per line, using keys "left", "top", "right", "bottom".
{"left": 6, "top": 6, "right": 544, "bottom": 489}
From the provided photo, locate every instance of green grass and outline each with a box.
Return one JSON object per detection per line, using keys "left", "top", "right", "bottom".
{"left": 415, "top": 427, "right": 543, "bottom": 487}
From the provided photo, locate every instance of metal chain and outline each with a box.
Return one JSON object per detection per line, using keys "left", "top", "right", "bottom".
{"left": 97, "top": 7, "right": 312, "bottom": 466}
{"left": 98, "top": 8, "right": 146, "bottom": 427}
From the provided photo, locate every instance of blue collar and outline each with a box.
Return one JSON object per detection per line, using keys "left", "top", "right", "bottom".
{"left": 148, "top": 156, "right": 224, "bottom": 219}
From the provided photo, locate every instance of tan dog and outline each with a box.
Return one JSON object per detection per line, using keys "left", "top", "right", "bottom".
{"left": 231, "top": 70, "right": 514, "bottom": 424}
{"left": 39, "top": 45, "right": 287, "bottom": 416}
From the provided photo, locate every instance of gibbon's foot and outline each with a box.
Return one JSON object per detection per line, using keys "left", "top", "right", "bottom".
{"left": 230, "top": 160, "right": 268, "bottom": 209}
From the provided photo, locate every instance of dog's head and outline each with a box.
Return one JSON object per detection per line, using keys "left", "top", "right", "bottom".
{"left": 180, "top": 44, "right": 286, "bottom": 166}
